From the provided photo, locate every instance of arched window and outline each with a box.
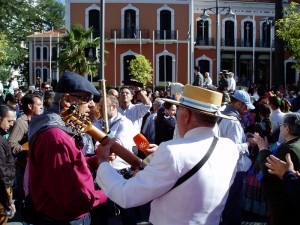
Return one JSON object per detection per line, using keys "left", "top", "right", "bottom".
{"left": 195, "top": 55, "right": 213, "bottom": 83}
{"left": 120, "top": 50, "right": 138, "bottom": 85}
{"left": 43, "top": 68, "right": 48, "bottom": 82}
{"left": 156, "top": 51, "right": 175, "bottom": 85}
{"left": 121, "top": 4, "right": 139, "bottom": 39}
{"left": 160, "top": 10, "right": 171, "bottom": 39}
{"left": 225, "top": 20, "right": 234, "bottom": 46}
{"left": 36, "top": 47, "right": 41, "bottom": 61}
{"left": 262, "top": 21, "right": 271, "bottom": 47}
{"left": 157, "top": 5, "right": 175, "bottom": 40}
{"left": 285, "top": 61, "right": 297, "bottom": 85}
{"left": 85, "top": 4, "right": 100, "bottom": 37}
{"left": 89, "top": 9, "right": 100, "bottom": 37}
{"left": 243, "top": 21, "right": 253, "bottom": 47}
{"left": 36, "top": 68, "right": 41, "bottom": 78}
{"left": 123, "top": 55, "right": 136, "bottom": 81}
{"left": 124, "top": 9, "right": 136, "bottom": 38}
{"left": 43, "top": 47, "right": 48, "bottom": 60}
{"left": 159, "top": 55, "right": 172, "bottom": 82}
{"left": 52, "top": 46, "right": 57, "bottom": 61}
{"left": 197, "top": 20, "right": 209, "bottom": 45}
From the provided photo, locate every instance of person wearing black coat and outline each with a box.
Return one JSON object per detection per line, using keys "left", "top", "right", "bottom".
{"left": 255, "top": 113, "right": 300, "bottom": 225}
{"left": 155, "top": 102, "right": 176, "bottom": 145}
{"left": 0, "top": 105, "right": 16, "bottom": 224}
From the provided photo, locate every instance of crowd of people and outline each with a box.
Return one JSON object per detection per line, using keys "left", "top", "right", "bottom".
{"left": 0, "top": 69, "right": 300, "bottom": 225}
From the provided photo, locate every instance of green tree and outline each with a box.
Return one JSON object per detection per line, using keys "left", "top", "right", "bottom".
{"left": 128, "top": 55, "right": 153, "bottom": 86}
{"left": 35, "top": 0, "right": 65, "bottom": 30}
{"left": 58, "top": 24, "right": 101, "bottom": 76}
{"left": 0, "top": 66, "right": 12, "bottom": 83}
{"left": 0, "top": 33, "right": 8, "bottom": 64}
{"left": 0, "top": 33, "right": 11, "bottom": 82}
{"left": 276, "top": 2, "right": 300, "bottom": 69}
{"left": 0, "top": 0, "right": 64, "bottom": 83}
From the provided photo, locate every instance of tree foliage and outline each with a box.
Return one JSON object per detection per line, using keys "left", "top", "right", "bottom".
{"left": 128, "top": 55, "right": 153, "bottom": 86}
{"left": 0, "top": 33, "right": 11, "bottom": 82}
{"left": 0, "top": 33, "right": 9, "bottom": 64}
{"left": 0, "top": 0, "right": 64, "bottom": 82}
{"left": 276, "top": 2, "right": 300, "bottom": 69}
{"left": 58, "top": 24, "right": 101, "bottom": 76}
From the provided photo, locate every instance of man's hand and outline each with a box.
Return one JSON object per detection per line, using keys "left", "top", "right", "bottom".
{"left": 143, "top": 144, "right": 158, "bottom": 157}
{"left": 96, "top": 138, "right": 116, "bottom": 165}
{"left": 265, "top": 154, "right": 295, "bottom": 179}
{"left": 253, "top": 132, "right": 269, "bottom": 150}
{"left": 6, "top": 203, "right": 16, "bottom": 219}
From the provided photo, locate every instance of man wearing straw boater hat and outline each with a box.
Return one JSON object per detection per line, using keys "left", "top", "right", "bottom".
{"left": 96, "top": 85, "right": 239, "bottom": 225}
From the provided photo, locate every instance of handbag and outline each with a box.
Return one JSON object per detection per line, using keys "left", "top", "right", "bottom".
{"left": 170, "top": 136, "right": 218, "bottom": 191}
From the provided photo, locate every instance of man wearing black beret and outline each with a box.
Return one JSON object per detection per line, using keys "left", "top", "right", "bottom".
{"left": 26, "top": 71, "right": 107, "bottom": 225}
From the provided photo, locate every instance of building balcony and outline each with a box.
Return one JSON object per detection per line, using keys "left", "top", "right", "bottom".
{"left": 155, "top": 30, "right": 177, "bottom": 40}
{"left": 110, "top": 29, "right": 150, "bottom": 39}
{"left": 195, "top": 37, "right": 214, "bottom": 46}
{"left": 239, "top": 39, "right": 274, "bottom": 48}
{"left": 221, "top": 38, "right": 275, "bottom": 48}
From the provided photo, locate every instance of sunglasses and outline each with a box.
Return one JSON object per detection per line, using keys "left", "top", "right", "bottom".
{"left": 69, "top": 94, "right": 93, "bottom": 102}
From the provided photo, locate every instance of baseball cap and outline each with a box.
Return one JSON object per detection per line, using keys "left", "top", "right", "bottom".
{"left": 232, "top": 90, "right": 255, "bottom": 110}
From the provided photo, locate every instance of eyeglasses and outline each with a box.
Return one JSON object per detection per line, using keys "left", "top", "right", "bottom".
{"left": 69, "top": 94, "right": 93, "bottom": 102}
{"left": 120, "top": 91, "right": 131, "bottom": 95}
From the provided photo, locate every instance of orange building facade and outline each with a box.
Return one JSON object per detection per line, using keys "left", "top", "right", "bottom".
{"left": 27, "top": 0, "right": 300, "bottom": 89}
{"left": 65, "top": 0, "right": 192, "bottom": 88}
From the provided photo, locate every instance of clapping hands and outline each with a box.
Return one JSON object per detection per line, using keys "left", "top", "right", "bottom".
{"left": 265, "top": 153, "right": 300, "bottom": 180}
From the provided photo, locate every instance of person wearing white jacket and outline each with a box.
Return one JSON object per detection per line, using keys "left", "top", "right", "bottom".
{"left": 96, "top": 85, "right": 239, "bottom": 225}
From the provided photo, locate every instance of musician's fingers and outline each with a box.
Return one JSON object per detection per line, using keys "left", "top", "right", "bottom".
{"left": 97, "top": 138, "right": 116, "bottom": 163}
{"left": 108, "top": 153, "right": 116, "bottom": 161}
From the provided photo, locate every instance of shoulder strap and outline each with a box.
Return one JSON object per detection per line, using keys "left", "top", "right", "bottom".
{"left": 170, "top": 136, "right": 218, "bottom": 191}
{"left": 109, "top": 118, "right": 122, "bottom": 130}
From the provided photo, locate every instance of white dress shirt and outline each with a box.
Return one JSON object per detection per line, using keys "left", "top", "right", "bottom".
{"left": 95, "top": 113, "right": 135, "bottom": 170}
{"left": 270, "top": 108, "right": 285, "bottom": 129}
{"left": 203, "top": 77, "right": 212, "bottom": 86}
{"left": 96, "top": 127, "right": 238, "bottom": 225}
{"left": 228, "top": 77, "right": 236, "bottom": 92}
{"left": 118, "top": 102, "right": 152, "bottom": 135}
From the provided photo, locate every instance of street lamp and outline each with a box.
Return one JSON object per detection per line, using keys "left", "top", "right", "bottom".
{"left": 200, "top": 0, "right": 235, "bottom": 84}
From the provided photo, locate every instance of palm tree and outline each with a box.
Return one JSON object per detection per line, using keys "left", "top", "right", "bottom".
{"left": 58, "top": 24, "right": 100, "bottom": 76}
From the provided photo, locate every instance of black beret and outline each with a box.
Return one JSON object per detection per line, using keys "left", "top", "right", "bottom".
{"left": 55, "top": 71, "right": 99, "bottom": 96}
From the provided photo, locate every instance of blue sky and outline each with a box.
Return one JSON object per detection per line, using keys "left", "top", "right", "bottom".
{"left": 57, "top": 0, "right": 65, "bottom": 5}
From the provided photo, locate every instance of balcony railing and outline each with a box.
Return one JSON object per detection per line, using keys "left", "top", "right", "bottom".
{"left": 155, "top": 30, "right": 177, "bottom": 40}
{"left": 222, "top": 39, "right": 235, "bottom": 47}
{"left": 110, "top": 29, "right": 150, "bottom": 39}
{"left": 219, "top": 38, "right": 275, "bottom": 48}
{"left": 195, "top": 37, "right": 214, "bottom": 46}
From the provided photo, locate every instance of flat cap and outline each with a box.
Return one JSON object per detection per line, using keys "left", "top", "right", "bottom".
{"left": 55, "top": 71, "right": 99, "bottom": 96}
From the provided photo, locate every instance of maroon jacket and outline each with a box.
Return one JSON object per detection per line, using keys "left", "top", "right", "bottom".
{"left": 28, "top": 127, "right": 107, "bottom": 221}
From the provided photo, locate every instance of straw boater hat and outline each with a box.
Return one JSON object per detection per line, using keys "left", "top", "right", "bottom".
{"left": 163, "top": 85, "right": 235, "bottom": 120}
